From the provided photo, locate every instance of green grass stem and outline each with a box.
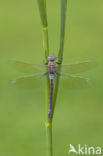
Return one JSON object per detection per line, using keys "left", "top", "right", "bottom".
{"left": 37, "top": 0, "right": 49, "bottom": 63}
{"left": 58, "top": 0, "right": 67, "bottom": 63}
{"left": 37, "top": 1, "right": 52, "bottom": 156}
{"left": 52, "top": 0, "right": 67, "bottom": 120}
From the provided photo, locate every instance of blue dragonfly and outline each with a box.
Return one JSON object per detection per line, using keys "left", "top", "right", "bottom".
{"left": 11, "top": 54, "right": 94, "bottom": 118}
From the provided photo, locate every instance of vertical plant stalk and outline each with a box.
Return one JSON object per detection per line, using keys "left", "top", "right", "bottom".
{"left": 52, "top": 0, "right": 67, "bottom": 120}
{"left": 37, "top": 0, "right": 49, "bottom": 63}
{"left": 45, "top": 77, "right": 52, "bottom": 156}
{"left": 58, "top": 0, "right": 67, "bottom": 63}
{"left": 37, "top": 0, "right": 52, "bottom": 156}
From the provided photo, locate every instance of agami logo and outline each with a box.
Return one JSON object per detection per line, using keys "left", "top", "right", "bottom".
{"left": 68, "top": 144, "right": 102, "bottom": 155}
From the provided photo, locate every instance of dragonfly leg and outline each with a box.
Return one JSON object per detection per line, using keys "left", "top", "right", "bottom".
{"left": 39, "top": 72, "right": 48, "bottom": 78}
{"left": 55, "top": 72, "right": 61, "bottom": 77}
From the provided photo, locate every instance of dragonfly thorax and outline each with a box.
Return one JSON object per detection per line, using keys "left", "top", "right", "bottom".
{"left": 48, "top": 61, "right": 56, "bottom": 79}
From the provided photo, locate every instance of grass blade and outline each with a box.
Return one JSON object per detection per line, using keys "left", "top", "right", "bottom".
{"left": 37, "top": 0, "right": 49, "bottom": 63}
{"left": 52, "top": 0, "right": 67, "bottom": 120}
{"left": 37, "top": 1, "right": 52, "bottom": 156}
{"left": 58, "top": 0, "right": 67, "bottom": 63}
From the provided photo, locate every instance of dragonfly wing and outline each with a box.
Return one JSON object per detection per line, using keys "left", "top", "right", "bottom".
{"left": 11, "top": 75, "right": 43, "bottom": 88}
{"left": 10, "top": 60, "right": 47, "bottom": 74}
{"left": 61, "top": 61, "right": 95, "bottom": 74}
{"left": 61, "top": 75, "right": 91, "bottom": 89}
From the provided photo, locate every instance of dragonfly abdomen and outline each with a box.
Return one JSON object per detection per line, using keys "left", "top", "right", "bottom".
{"left": 49, "top": 75, "right": 54, "bottom": 80}
{"left": 48, "top": 79, "right": 53, "bottom": 118}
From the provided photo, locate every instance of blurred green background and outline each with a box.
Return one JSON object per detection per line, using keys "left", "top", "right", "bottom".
{"left": 0, "top": 0, "right": 103, "bottom": 155}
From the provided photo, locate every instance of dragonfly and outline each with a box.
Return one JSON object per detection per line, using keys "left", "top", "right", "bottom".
{"left": 11, "top": 54, "right": 94, "bottom": 118}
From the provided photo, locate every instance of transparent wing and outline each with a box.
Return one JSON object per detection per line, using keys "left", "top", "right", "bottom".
{"left": 61, "top": 75, "right": 91, "bottom": 89}
{"left": 60, "top": 61, "right": 95, "bottom": 74}
{"left": 10, "top": 60, "right": 47, "bottom": 74}
{"left": 11, "top": 75, "right": 43, "bottom": 88}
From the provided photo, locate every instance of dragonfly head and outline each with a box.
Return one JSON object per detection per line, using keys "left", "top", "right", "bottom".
{"left": 48, "top": 54, "right": 56, "bottom": 61}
